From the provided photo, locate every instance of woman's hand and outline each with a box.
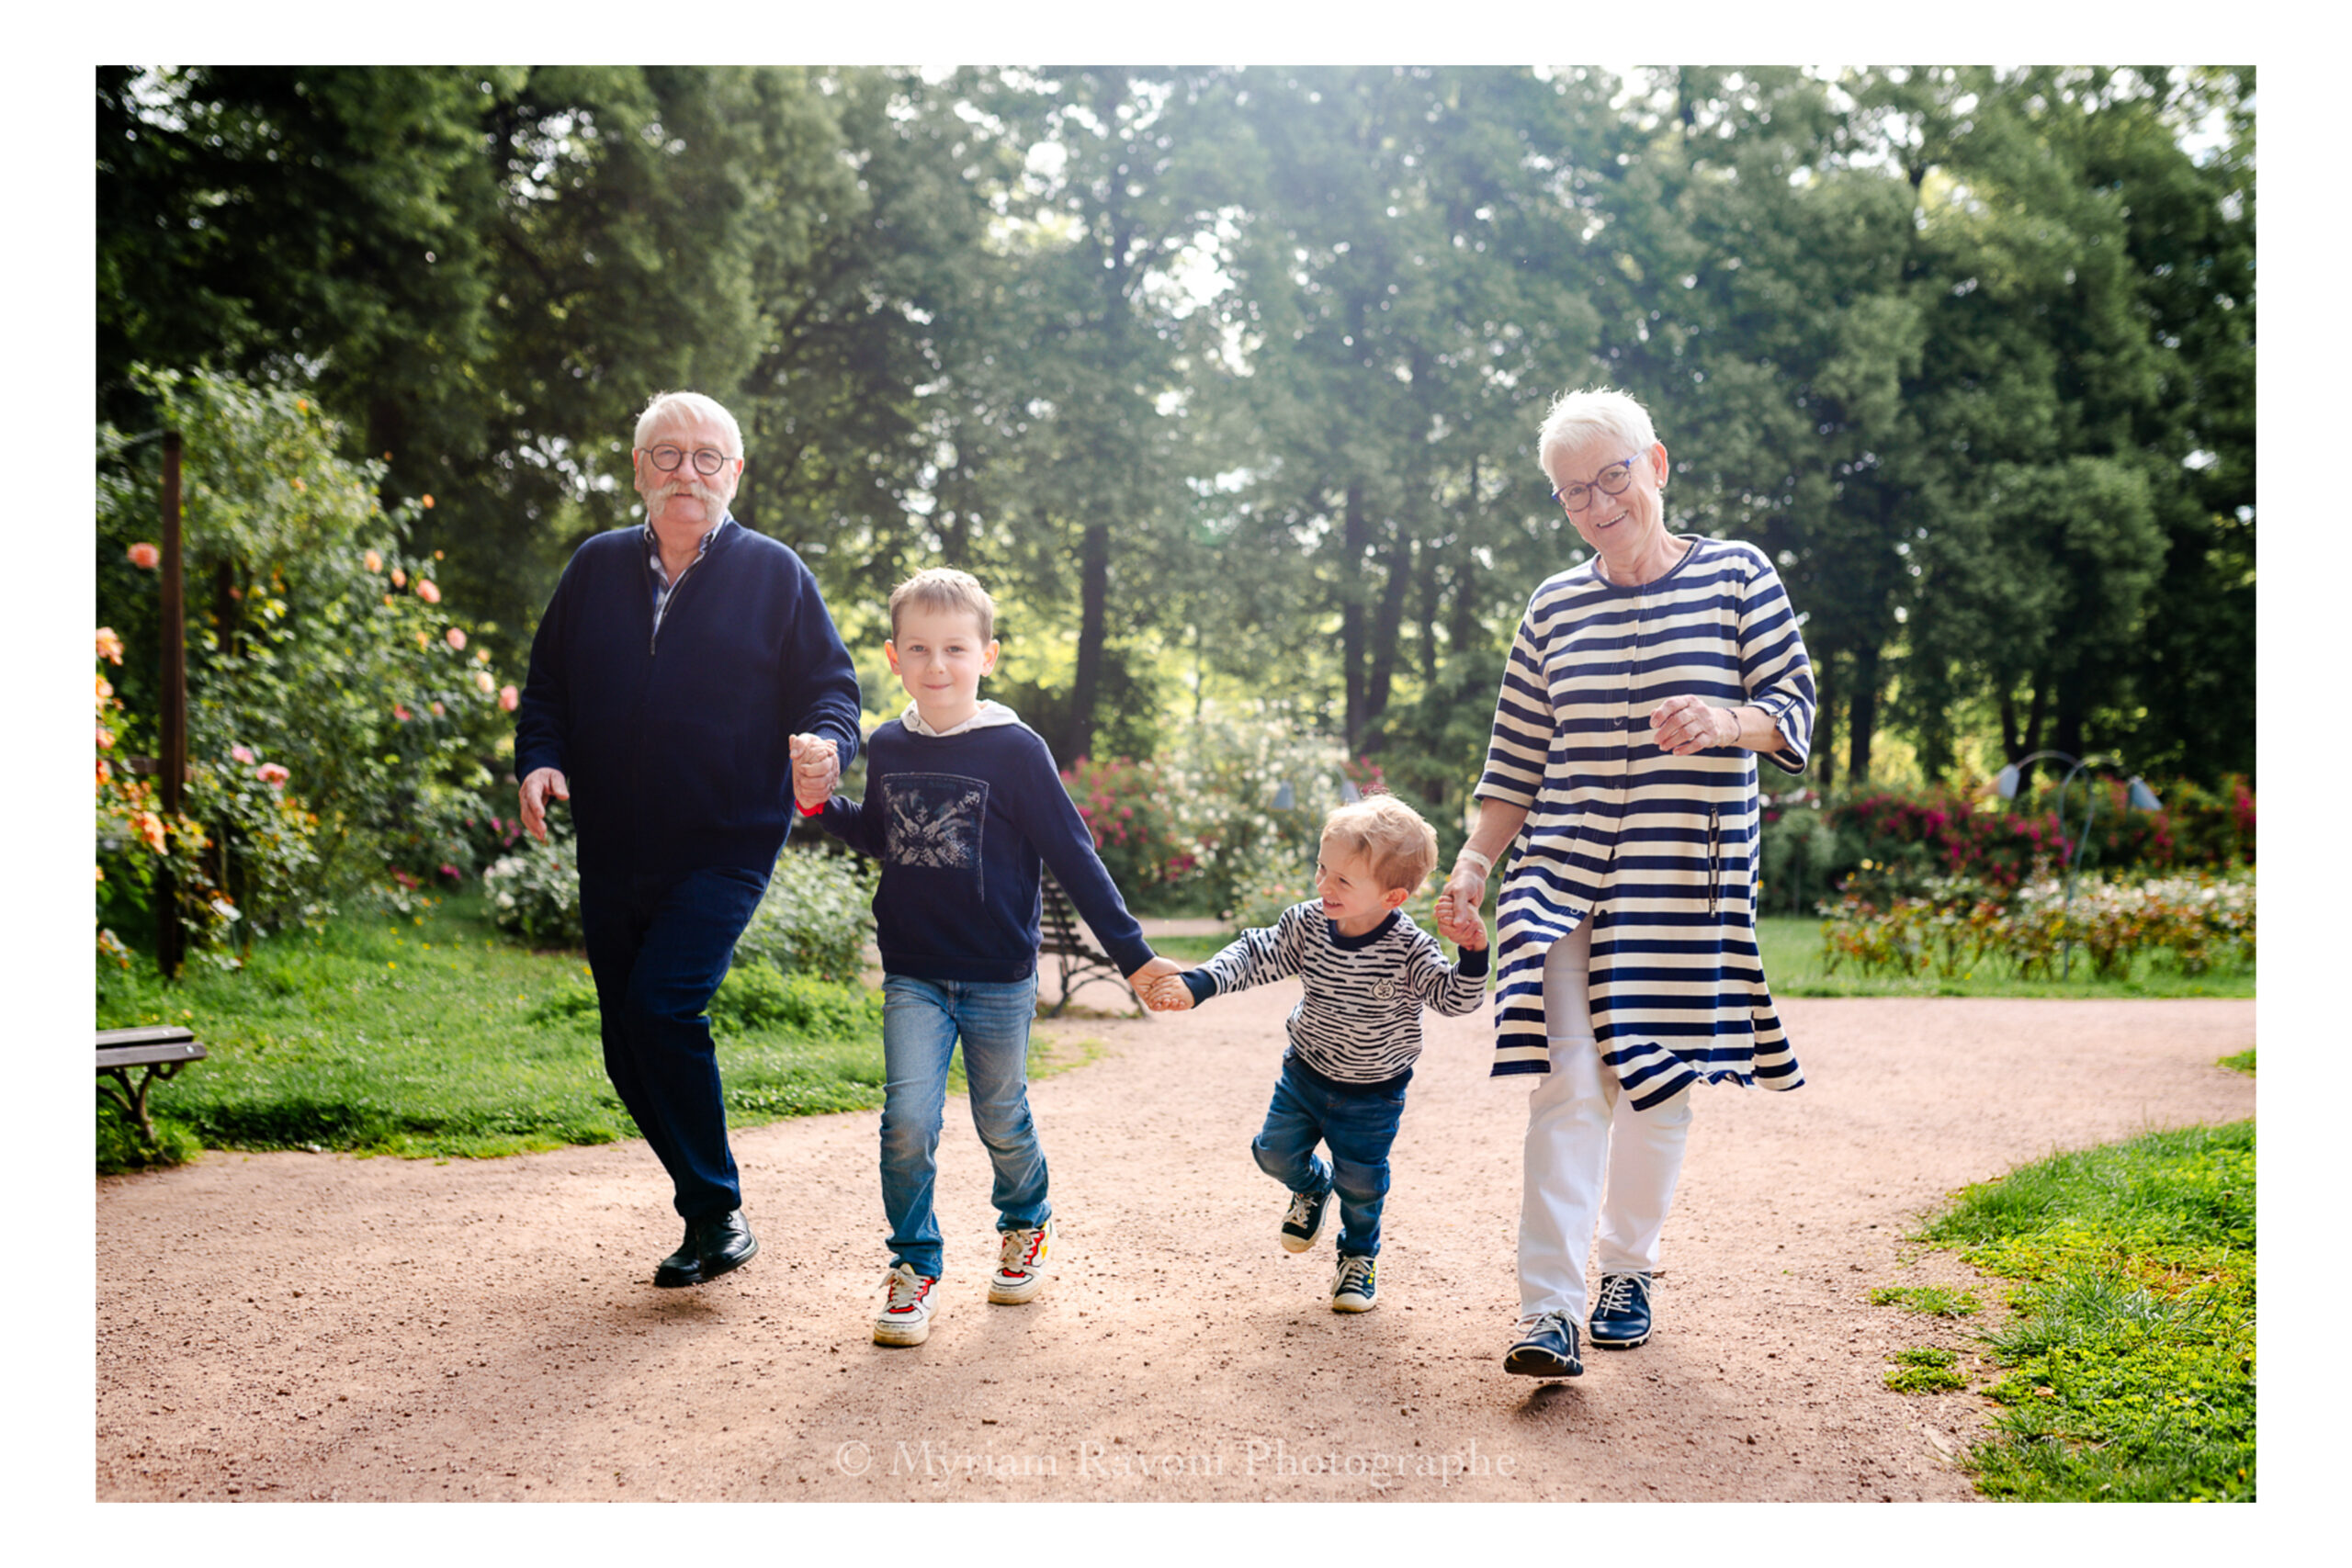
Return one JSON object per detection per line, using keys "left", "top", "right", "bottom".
{"left": 1435, "top": 861, "right": 1487, "bottom": 948}
{"left": 1649, "top": 694, "right": 1736, "bottom": 756}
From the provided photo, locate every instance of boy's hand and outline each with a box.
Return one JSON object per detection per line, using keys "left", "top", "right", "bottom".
{"left": 1453, "top": 911, "right": 1489, "bottom": 953}
{"left": 1128, "top": 955, "right": 1187, "bottom": 1012}
{"left": 1435, "top": 865, "right": 1485, "bottom": 947}
{"left": 787, "top": 734, "right": 839, "bottom": 813}
{"left": 1142, "top": 975, "right": 1194, "bottom": 1011}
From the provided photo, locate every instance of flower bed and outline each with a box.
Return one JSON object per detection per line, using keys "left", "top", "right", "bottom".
{"left": 1819, "top": 869, "right": 2256, "bottom": 983}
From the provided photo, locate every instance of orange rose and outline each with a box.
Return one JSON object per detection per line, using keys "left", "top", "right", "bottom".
{"left": 128, "top": 542, "right": 160, "bottom": 570}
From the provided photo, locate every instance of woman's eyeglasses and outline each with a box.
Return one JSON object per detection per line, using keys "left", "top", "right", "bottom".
{"left": 1551, "top": 455, "right": 1641, "bottom": 513}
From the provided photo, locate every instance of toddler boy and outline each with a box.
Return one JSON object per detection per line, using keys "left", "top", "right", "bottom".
{"left": 813, "top": 568, "right": 1179, "bottom": 1347}
{"left": 1146, "top": 795, "right": 1487, "bottom": 1311}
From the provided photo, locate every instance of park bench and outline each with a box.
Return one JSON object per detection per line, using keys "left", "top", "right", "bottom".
{"left": 96, "top": 1025, "right": 208, "bottom": 1144}
{"left": 1038, "top": 870, "right": 1144, "bottom": 1018}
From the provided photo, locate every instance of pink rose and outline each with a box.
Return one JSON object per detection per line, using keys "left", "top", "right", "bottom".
{"left": 232, "top": 745, "right": 257, "bottom": 765}
{"left": 417, "top": 579, "right": 442, "bottom": 604}
{"left": 128, "top": 543, "right": 160, "bottom": 570}
{"left": 430, "top": 701, "right": 446, "bottom": 716}
{"left": 446, "top": 627, "right": 467, "bottom": 651}
{"left": 256, "top": 762, "right": 290, "bottom": 788}
{"left": 96, "top": 627, "right": 124, "bottom": 664}
{"left": 393, "top": 704, "right": 413, "bottom": 722}
{"left": 498, "top": 684, "right": 519, "bottom": 713}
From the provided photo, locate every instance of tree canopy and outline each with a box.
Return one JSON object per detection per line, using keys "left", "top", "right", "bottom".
{"left": 98, "top": 64, "right": 2255, "bottom": 802}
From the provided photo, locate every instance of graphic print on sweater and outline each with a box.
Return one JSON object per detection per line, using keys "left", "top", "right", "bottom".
{"left": 885, "top": 773, "right": 989, "bottom": 869}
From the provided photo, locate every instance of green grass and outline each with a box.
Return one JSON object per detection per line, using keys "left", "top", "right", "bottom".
{"left": 1900, "top": 1119, "right": 2256, "bottom": 1502}
{"left": 1884, "top": 1347, "right": 1972, "bottom": 1393}
{"left": 96, "top": 891, "right": 903, "bottom": 1169}
{"left": 1758, "top": 916, "right": 2256, "bottom": 999}
{"left": 2220, "top": 1048, "right": 2256, "bottom": 1076}
{"left": 1867, "top": 1284, "right": 1981, "bottom": 1318}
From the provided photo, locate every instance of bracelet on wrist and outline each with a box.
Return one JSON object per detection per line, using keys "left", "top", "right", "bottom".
{"left": 1454, "top": 847, "right": 1494, "bottom": 879}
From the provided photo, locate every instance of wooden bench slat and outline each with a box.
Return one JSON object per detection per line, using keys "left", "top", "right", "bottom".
{"left": 97, "top": 1042, "right": 208, "bottom": 1070}
{"left": 96, "top": 1025, "right": 198, "bottom": 1049}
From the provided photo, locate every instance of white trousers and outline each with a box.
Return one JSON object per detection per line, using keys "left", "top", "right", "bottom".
{"left": 1516, "top": 922, "right": 1693, "bottom": 1322}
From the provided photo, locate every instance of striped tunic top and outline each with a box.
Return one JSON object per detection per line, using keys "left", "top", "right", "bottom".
{"left": 1187, "top": 904, "right": 1490, "bottom": 1084}
{"left": 1477, "top": 536, "right": 1817, "bottom": 1109}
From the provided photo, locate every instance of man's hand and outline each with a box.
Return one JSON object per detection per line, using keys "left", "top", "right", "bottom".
{"left": 788, "top": 734, "right": 840, "bottom": 813}
{"left": 519, "top": 767, "right": 570, "bottom": 842}
{"left": 1127, "top": 954, "right": 1187, "bottom": 1012}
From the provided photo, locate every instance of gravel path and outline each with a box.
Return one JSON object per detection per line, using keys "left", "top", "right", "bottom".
{"left": 95, "top": 984, "right": 2253, "bottom": 1502}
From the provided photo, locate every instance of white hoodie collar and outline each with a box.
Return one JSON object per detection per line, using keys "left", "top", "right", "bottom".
{"left": 900, "top": 699, "right": 1022, "bottom": 739}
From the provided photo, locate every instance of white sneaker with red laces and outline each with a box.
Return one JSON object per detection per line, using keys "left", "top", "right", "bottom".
{"left": 988, "top": 1219, "right": 1056, "bottom": 1304}
{"left": 874, "top": 1262, "right": 939, "bottom": 1347}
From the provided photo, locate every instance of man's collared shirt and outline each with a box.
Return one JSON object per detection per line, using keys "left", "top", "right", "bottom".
{"left": 644, "top": 516, "right": 731, "bottom": 638}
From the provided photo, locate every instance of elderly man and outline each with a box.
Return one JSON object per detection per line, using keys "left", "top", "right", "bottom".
{"left": 515, "top": 389, "right": 862, "bottom": 1289}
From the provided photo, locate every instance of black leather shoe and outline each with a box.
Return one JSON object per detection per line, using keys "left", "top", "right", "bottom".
{"left": 1589, "top": 1271, "right": 1653, "bottom": 1348}
{"left": 1503, "top": 1311, "right": 1583, "bottom": 1378}
{"left": 653, "top": 1210, "right": 759, "bottom": 1288}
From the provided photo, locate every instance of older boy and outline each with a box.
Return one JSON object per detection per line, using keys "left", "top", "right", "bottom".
{"left": 810, "top": 568, "right": 1182, "bottom": 1347}
{"left": 1146, "top": 795, "right": 1487, "bottom": 1311}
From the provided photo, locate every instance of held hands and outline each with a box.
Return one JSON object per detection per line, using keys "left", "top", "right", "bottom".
{"left": 1649, "top": 694, "right": 1736, "bottom": 756}
{"left": 1435, "top": 862, "right": 1489, "bottom": 951}
{"left": 1128, "top": 954, "right": 1193, "bottom": 1012}
{"left": 519, "top": 767, "right": 570, "bottom": 842}
{"left": 787, "top": 734, "right": 840, "bottom": 814}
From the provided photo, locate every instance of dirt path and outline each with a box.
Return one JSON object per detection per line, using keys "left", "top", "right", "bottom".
{"left": 95, "top": 986, "right": 2253, "bottom": 1502}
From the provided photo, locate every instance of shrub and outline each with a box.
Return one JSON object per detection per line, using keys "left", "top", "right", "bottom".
{"left": 1819, "top": 869, "right": 2255, "bottom": 983}
{"left": 96, "top": 367, "right": 516, "bottom": 942}
{"left": 481, "top": 831, "right": 585, "bottom": 949}
{"left": 1156, "top": 701, "right": 1362, "bottom": 916}
{"left": 708, "top": 964, "right": 885, "bottom": 1037}
{"left": 1060, "top": 754, "right": 1197, "bottom": 906}
{"left": 732, "top": 846, "right": 877, "bottom": 984}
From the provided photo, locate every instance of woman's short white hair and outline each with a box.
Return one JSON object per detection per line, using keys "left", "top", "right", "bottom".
{"left": 1535, "top": 387, "right": 1658, "bottom": 480}
{"left": 634, "top": 390, "right": 743, "bottom": 457}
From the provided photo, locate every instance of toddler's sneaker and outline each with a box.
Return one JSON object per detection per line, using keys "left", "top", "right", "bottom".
{"left": 1330, "top": 1253, "right": 1378, "bottom": 1313}
{"left": 1280, "top": 1188, "right": 1331, "bottom": 1253}
{"left": 1588, "top": 1270, "right": 1654, "bottom": 1348}
{"left": 874, "top": 1261, "right": 938, "bottom": 1347}
{"left": 988, "top": 1219, "right": 1055, "bottom": 1304}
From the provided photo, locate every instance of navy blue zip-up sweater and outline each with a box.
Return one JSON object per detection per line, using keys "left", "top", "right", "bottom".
{"left": 514, "top": 518, "right": 863, "bottom": 882}
{"left": 818, "top": 716, "right": 1155, "bottom": 983}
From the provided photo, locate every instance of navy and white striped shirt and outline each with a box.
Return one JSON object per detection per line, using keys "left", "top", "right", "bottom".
{"left": 1477, "top": 536, "right": 1816, "bottom": 1108}
{"left": 1182, "top": 903, "right": 1488, "bottom": 1085}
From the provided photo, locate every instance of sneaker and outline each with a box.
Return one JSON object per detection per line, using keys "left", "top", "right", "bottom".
{"left": 1330, "top": 1253, "right": 1378, "bottom": 1313}
{"left": 874, "top": 1262, "right": 938, "bottom": 1347}
{"left": 1503, "top": 1311, "right": 1583, "bottom": 1378}
{"left": 1280, "top": 1188, "right": 1331, "bottom": 1253}
{"left": 1589, "top": 1271, "right": 1654, "bottom": 1348}
{"left": 988, "top": 1219, "right": 1055, "bottom": 1304}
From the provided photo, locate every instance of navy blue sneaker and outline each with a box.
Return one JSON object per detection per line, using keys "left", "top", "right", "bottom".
{"left": 1280, "top": 1188, "right": 1330, "bottom": 1253}
{"left": 1330, "top": 1253, "right": 1378, "bottom": 1312}
{"left": 1504, "top": 1311, "right": 1583, "bottom": 1378}
{"left": 1589, "top": 1271, "right": 1654, "bottom": 1348}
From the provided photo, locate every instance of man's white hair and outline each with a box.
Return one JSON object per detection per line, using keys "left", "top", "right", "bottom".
{"left": 1535, "top": 387, "right": 1657, "bottom": 482}
{"left": 634, "top": 390, "right": 743, "bottom": 457}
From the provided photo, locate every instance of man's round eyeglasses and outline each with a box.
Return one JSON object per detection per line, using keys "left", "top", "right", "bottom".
{"left": 644, "top": 445, "right": 735, "bottom": 477}
{"left": 1551, "top": 455, "right": 1642, "bottom": 513}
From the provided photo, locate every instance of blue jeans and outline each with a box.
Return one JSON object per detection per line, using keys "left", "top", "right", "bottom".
{"left": 878, "top": 975, "right": 1048, "bottom": 1279}
{"left": 578, "top": 865, "right": 771, "bottom": 1222}
{"left": 1250, "top": 1056, "right": 1410, "bottom": 1258}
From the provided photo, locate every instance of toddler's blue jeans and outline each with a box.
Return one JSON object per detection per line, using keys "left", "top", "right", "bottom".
{"left": 878, "top": 974, "right": 1048, "bottom": 1279}
{"left": 1250, "top": 1055, "right": 1410, "bottom": 1258}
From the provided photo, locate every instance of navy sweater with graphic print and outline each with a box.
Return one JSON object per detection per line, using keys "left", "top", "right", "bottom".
{"left": 514, "top": 518, "right": 863, "bottom": 882}
{"left": 817, "top": 717, "right": 1155, "bottom": 984}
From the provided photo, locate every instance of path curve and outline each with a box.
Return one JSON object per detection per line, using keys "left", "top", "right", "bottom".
{"left": 96, "top": 986, "right": 2253, "bottom": 1501}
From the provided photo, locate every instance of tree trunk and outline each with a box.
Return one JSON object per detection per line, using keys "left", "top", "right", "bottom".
{"left": 1360, "top": 533, "right": 1411, "bottom": 753}
{"left": 1064, "top": 520, "right": 1110, "bottom": 763}
{"left": 1813, "top": 650, "right": 1838, "bottom": 790}
{"left": 1341, "top": 478, "right": 1369, "bottom": 751}
{"left": 1848, "top": 639, "right": 1880, "bottom": 784}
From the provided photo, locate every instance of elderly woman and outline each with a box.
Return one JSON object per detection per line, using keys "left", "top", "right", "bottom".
{"left": 1434, "top": 387, "right": 1816, "bottom": 1379}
